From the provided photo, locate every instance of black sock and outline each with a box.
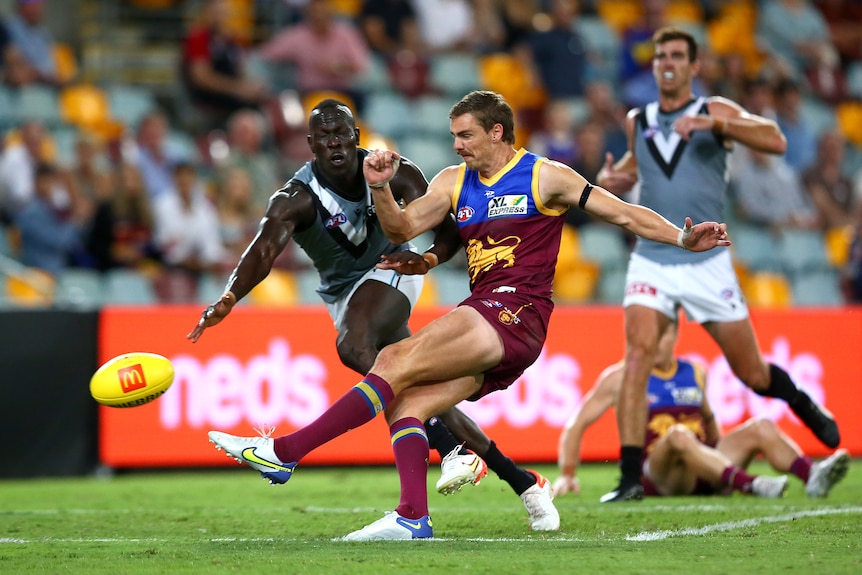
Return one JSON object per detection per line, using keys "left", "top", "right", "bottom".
{"left": 482, "top": 441, "right": 536, "bottom": 496}
{"left": 753, "top": 364, "right": 799, "bottom": 403}
{"left": 424, "top": 416, "right": 464, "bottom": 457}
{"left": 620, "top": 445, "right": 643, "bottom": 485}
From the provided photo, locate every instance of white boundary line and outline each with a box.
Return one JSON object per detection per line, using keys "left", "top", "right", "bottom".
{"left": 626, "top": 506, "right": 862, "bottom": 541}
{"left": 3, "top": 506, "right": 861, "bottom": 544}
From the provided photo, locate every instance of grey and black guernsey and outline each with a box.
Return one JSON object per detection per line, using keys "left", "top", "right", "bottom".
{"left": 289, "top": 149, "right": 413, "bottom": 303}
{"left": 633, "top": 96, "right": 728, "bottom": 265}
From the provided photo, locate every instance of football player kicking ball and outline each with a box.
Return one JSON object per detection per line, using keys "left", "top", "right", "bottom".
{"left": 201, "top": 90, "right": 728, "bottom": 540}
{"left": 189, "top": 99, "right": 559, "bottom": 533}
{"left": 552, "top": 319, "right": 850, "bottom": 500}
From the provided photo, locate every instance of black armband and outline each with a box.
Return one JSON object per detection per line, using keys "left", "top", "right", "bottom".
{"left": 578, "top": 183, "right": 593, "bottom": 210}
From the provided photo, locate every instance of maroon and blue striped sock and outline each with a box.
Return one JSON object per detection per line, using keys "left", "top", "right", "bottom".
{"left": 273, "top": 373, "right": 394, "bottom": 463}
{"left": 721, "top": 465, "right": 756, "bottom": 494}
{"left": 790, "top": 456, "right": 813, "bottom": 483}
{"left": 391, "top": 417, "right": 430, "bottom": 520}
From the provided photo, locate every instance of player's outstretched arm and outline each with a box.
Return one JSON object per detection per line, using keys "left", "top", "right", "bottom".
{"left": 553, "top": 364, "right": 623, "bottom": 496}
{"left": 187, "top": 184, "right": 315, "bottom": 342}
{"left": 585, "top": 184, "right": 732, "bottom": 251}
{"left": 540, "top": 160, "right": 731, "bottom": 252}
{"left": 696, "top": 364, "right": 721, "bottom": 448}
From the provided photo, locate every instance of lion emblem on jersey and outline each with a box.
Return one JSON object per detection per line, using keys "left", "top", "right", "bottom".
{"left": 466, "top": 235, "right": 521, "bottom": 282}
{"left": 647, "top": 413, "right": 705, "bottom": 441}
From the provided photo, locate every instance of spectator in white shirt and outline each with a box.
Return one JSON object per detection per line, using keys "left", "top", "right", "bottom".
{"left": 153, "top": 162, "right": 226, "bottom": 276}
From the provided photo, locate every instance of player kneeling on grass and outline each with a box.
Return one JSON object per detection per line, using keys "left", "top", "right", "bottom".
{"left": 552, "top": 318, "right": 849, "bottom": 500}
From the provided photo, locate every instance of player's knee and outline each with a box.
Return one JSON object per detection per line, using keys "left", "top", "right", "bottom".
{"left": 373, "top": 339, "right": 406, "bottom": 372}
{"left": 734, "top": 364, "right": 770, "bottom": 391}
{"left": 624, "top": 338, "right": 658, "bottom": 366}
{"left": 336, "top": 337, "right": 375, "bottom": 374}
{"left": 665, "top": 425, "right": 698, "bottom": 452}
{"left": 749, "top": 417, "right": 779, "bottom": 440}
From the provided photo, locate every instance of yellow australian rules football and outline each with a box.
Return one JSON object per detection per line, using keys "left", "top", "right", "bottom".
{"left": 90, "top": 352, "right": 175, "bottom": 408}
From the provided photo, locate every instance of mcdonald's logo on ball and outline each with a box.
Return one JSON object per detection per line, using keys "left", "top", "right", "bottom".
{"left": 90, "top": 352, "right": 174, "bottom": 408}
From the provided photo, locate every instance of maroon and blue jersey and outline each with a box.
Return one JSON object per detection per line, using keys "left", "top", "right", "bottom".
{"left": 644, "top": 358, "right": 707, "bottom": 456}
{"left": 451, "top": 148, "right": 568, "bottom": 300}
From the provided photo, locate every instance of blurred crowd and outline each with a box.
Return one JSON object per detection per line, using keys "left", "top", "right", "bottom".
{"left": 0, "top": 0, "right": 861, "bottom": 306}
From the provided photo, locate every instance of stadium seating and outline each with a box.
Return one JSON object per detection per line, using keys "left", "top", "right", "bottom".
{"left": 195, "top": 272, "right": 229, "bottom": 305}
{"left": 555, "top": 225, "right": 581, "bottom": 275}
{"left": 577, "top": 223, "right": 630, "bottom": 272}
{"left": 825, "top": 226, "right": 854, "bottom": 268}
{"left": 554, "top": 260, "right": 600, "bottom": 303}
{"left": 595, "top": 266, "right": 628, "bottom": 304}
{"left": 729, "top": 224, "right": 783, "bottom": 273}
{"left": 791, "top": 269, "right": 844, "bottom": 307}
{"left": 776, "top": 230, "right": 832, "bottom": 277}
{"left": 429, "top": 53, "right": 481, "bottom": 99}
{"left": 410, "top": 95, "right": 455, "bottom": 140}
{"left": 0, "top": 225, "right": 13, "bottom": 258}
{"left": 846, "top": 61, "right": 862, "bottom": 100}
{"left": 164, "top": 129, "right": 200, "bottom": 162}
{"left": 575, "top": 16, "right": 620, "bottom": 83}
{"left": 414, "top": 271, "right": 438, "bottom": 308}
{"left": 800, "top": 97, "right": 838, "bottom": 137}
{"left": 12, "top": 86, "right": 63, "bottom": 127}
{"left": 396, "top": 135, "right": 458, "bottom": 178}
{"left": 362, "top": 91, "right": 412, "bottom": 140}
{"left": 103, "top": 268, "right": 158, "bottom": 304}
{"left": 0, "top": 0, "right": 854, "bottom": 314}
{"left": 54, "top": 268, "right": 105, "bottom": 310}
{"left": 53, "top": 42, "right": 79, "bottom": 85}
{"left": 477, "top": 53, "right": 546, "bottom": 113}
{"left": 595, "top": 0, "right": 642, "bottom": 34}
{"left": 59, "top": 84, "right": 125, "bottom": 140}
{"left": 353, "top": 54, "right": 392, "bottom": 95}
{"left": 295, "top": 269, "right": 322, "bottom": 305}
{"left": 741, "top": 272, "right": 793, "bottom": 308}
{"left": 431, "top": 266, "right": 472, "bottom": 306}
{"left": 4, "top": 268, "right": 56, "bottom": 307}
{"left": 248, "top": 269, "right": 299, "bottom": 307}
{"left": 106, "top": 84, "right": 158, "bottom": 127}
{"left": 835, "top": 101, "right": 862, "bottom": 146}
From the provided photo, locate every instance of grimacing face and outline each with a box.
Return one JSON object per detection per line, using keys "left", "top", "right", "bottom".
{"left": 308, "top": 106, "right": 359, "bottom": 176}
{"left": 450, "top": 113, "right": 496, "bottom": 172}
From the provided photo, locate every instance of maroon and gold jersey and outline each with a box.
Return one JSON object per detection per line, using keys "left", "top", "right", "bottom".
{"left": 644, "top": 358, "right": 708, "bottom": 456}
{"left": 451, "top": 149, "right": 568, "bottom": 299}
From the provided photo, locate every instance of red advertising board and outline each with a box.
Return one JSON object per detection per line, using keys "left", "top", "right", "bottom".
{"left": 98, "top": 305, "right": 862, "bottom": 467}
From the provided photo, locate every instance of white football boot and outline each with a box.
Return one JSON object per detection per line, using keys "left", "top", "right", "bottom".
{"left": 435, "top": 445, "right": 489, "bottom": 495}
{"left": 340, "top": 512, "right": 433, "bottom": 541}
{"left": 520, "top": 470, "right": 560, "bottom": 531}
{"left": 751, "top": 475, "right": 789, "bottom": 498}
{"left": 806, "top": 449, "right": 850, "bottom": 498}
{"left": 208, "top": 430, "right": 296, "bottom": 485}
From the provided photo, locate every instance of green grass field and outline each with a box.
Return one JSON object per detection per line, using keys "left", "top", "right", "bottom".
{"left": 1, "top": 460, "right": 860, "bottom": 575}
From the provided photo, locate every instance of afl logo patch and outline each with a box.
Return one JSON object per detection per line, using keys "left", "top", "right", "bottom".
{"left": 457, "top": 206, "right": 474, "bottom": 222}
{"left": 644, "top": 127, "right": 659, "bottom": 140}
{"left": 324, "top": 213, "right": 348, "bottom": 229}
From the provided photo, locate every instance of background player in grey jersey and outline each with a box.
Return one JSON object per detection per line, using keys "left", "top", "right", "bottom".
{"left": 187, "top": 99, "right": 560, "bottom": 531}
{"left": 597, "top": 27, "right": 840, "bottom": 503}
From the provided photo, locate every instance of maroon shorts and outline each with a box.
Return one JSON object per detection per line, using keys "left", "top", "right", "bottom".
{"left": 458, "top": 291, "right": 553, "bottom": 401}
{"left": 642, "top": 476, "right": 718, "bottom": 497}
